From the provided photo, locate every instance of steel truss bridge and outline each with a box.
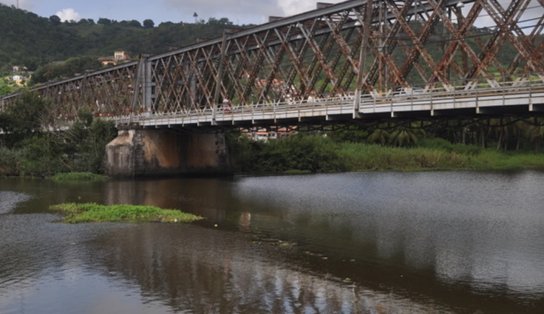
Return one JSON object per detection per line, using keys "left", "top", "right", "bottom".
{"left": 1, "top": 0, "right": 544, "bottom": 128}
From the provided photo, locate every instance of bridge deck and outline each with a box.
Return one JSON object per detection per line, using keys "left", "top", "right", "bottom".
{"left": 114, "top": 82, "right": 544, "bottom": 128}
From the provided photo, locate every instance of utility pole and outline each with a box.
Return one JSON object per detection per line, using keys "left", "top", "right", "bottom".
{"left": 16, "top": 0, "right": 20, "bottom": 9}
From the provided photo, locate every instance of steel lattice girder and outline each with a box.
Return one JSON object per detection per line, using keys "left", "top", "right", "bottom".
{"left": 2, "top": 0, "right": 543, "bottom": 119}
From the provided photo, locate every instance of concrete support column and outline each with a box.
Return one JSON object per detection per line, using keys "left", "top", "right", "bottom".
{"left": 105, "top": 129, "right": 230, "bottom": 177}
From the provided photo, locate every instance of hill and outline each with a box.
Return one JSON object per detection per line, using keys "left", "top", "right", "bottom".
{"left": 0, "top": 4, "right": 242, "bottom": 80}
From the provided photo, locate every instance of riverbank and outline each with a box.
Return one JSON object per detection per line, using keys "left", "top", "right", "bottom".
{"left": 339, "top": 143, "right": 544, "bottom": 172}
{"left": 3, "top": 139, "right": 544, "bottom": 178}
{"left": 229, "top": 135, "right": 544, "bottom": 174}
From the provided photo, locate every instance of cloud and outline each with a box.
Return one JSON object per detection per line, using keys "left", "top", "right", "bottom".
{"left": 55, "top": 8, "right": 81, "bottom": 22}
{"left": 278, "top": 0, "right": 317, "bottom": 16}
{"left": 278, "top": 0, "right": 344, "bottom": 16}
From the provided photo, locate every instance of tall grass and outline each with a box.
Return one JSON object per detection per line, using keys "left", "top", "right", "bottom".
{"left": 338, "top": 142, "right": 544, "bottom": 172}
{"left": 229, "top": 132, "right": 544, "bottom": 173}
{"left": 338, "top": 143, "right": 469, "bottom": 171}
{"left": 467, "top": 150, "right": 544, "bottom": 171}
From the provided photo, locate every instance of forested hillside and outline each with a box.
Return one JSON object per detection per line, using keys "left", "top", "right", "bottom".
{"left": 0, "top": 4, "right": 240, "bottom": 74}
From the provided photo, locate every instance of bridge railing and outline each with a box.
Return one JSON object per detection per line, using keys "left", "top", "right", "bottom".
{"left": 117, "top": 80, "right": 544, "bottom": 127}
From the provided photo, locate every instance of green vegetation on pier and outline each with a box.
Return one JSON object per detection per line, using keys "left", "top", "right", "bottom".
{"left": 50, "top": 203, "right": 203, "bottom": 224}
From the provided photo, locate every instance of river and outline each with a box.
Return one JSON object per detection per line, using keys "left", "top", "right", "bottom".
{"left": 0, "top": 171, "right": 543, "bottom": 313}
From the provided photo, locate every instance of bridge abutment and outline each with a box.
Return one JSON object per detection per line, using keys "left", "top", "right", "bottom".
{"left": 105, "top": 129, "right": 230, "bottom": 177}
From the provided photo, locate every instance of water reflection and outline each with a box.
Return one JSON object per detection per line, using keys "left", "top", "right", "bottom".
{"left": 234, "top": 172, "right": 544, "bottom": 298}
{"left": 0, "top": 214, "right": 444, "bottom": 313}
{"left": 0, "top": 191, "right": 30, "bottom": 214}
{"left": 86, "top": 224, "right": 447, "bottom": 313}
{"left": 1, "top": 172, "right": 544, "bottom": 312}
{"left": 103, "top": 178, "right": 236, "bottom": 221}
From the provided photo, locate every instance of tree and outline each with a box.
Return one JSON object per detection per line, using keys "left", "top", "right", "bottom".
{"left": 97, "top": 18, "right": 112, "bottom": 25}
{"left": 0, "top": 92, "right": 52, "bottom": 145}
{"left": 127, "top": 20, "right": 142, "bottom": 28}
{"left": 143, "top": 19, "right": 154, "bottom": 29}
{"left": 78, "top": 18, "right": 95, "bottom": 25}
{"left": 49, "top": 15, "right": 61, "bottom": 26}
{"left": 31, "top": 56, "right": 101, "bottom": 84}
{"left": 207, "top": 17, "right": 233, "bottom": 26}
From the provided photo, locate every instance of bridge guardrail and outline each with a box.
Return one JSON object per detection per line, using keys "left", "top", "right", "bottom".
{"left": 126, "top": 81, "right": 544, "bottom": 127}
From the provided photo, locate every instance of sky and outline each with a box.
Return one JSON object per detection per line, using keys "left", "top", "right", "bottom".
{"left": 1, "top": 0, "right": 540, "bottom": 30}
{"left": 0, "top": 0, "right": 346, "bottom": 24}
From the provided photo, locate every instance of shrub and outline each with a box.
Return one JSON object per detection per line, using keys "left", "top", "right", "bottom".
{"left": 17, "top": 136, "right": 64, "bottom": 176}
{"left": 228, "top": 134, "right": 346, "bottom": 174}
{"left": 0, "top": 146, "right": 21, "bottom": 175}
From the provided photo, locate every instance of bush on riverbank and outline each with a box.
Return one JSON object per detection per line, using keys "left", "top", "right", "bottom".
{"left": 229, "top": 134, "right": 347, "bottom": 174}
{"left": 50, "top": 203, "right": 203, "bottom": 224}
{"left": 0, "top": 93, "right": 117, "bottom": 177}
{"left": 228, "top": 132, "right": 544, "bottom": 173}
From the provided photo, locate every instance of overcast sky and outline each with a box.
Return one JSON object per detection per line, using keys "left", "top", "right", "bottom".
{"left": 0, "top": 0, "right": 346, "bottom": 24}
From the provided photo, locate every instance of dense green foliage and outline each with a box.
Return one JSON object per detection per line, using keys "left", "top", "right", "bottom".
{"left": 0, "top": 4, "right": 240, "bottom": 75}
{"left": 50, "top": 203, "right": 203, "bottom": 224}
{"left": 0, "top": 76, "right": 18, "bottom": 95}
{"left": 229, "top": 119, "right": 544, "bottom": 173}
{"left": 31, "top": 57, "right": 101, "bottom": 84}
{"left": 0, "top": 91, "right": 51, "bottom": 144}
{"left": 0, "top": 92, "right": 117, "bottom": 177}
{"left": 229, "top": 134, "right": 347, "bottom": 174}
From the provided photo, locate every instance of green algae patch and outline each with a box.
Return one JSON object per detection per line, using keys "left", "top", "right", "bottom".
{"left": 50, "top": 203, "right": 203, "bottom": 224}
{"left": 51, "top": 172, "right": 108, "bottom": 183}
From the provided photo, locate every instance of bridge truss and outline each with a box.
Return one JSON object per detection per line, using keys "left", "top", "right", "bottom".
{"left": 1, "top": 0, "right": 543, "bottom": 126}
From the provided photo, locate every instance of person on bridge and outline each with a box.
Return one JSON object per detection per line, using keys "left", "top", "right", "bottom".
{"left": 222, "top": 98, "right": 232, "bottom": 113}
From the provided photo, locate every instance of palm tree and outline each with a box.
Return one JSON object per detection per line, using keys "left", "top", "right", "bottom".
{"left": 367, "top": 128, "right": 390, "bottom": 145}
{"left": 388, "top": 127, "right": 423, "bottom": 147}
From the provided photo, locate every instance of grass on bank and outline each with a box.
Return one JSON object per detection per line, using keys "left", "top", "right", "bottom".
{"left": 51, "top": 172, "right": 108, "bottom": 183}
{"left": 338, "top": 142, "right": 544, "bottom": 172}
{"left": 50, "top": 203, "right": 203, "bottom": 224}
{"left": 230, "top": 134, "right": 544, "bottom": 174}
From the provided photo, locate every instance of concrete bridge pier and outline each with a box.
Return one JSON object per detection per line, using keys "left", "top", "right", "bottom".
{"left": 105, "top": 129, "right": 230, "bottom": 177}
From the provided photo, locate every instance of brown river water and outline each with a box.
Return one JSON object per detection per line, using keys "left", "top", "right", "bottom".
{"left": 0, "top": 171, "right": 543, "bottom": 313}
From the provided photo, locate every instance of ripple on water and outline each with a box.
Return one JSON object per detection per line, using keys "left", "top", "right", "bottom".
{"left": 0, "top": 191, "right": 31, "bottom": 214}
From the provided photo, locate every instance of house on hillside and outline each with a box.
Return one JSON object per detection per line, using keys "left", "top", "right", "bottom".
{"left": 114, "top": 50, "right": 129, "bottom": 62}
{"left": 99, "top": 50, "right": 130, "bottom": 66}
{"left": 10, "top": 65, "right": 31, "bottom": 86}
